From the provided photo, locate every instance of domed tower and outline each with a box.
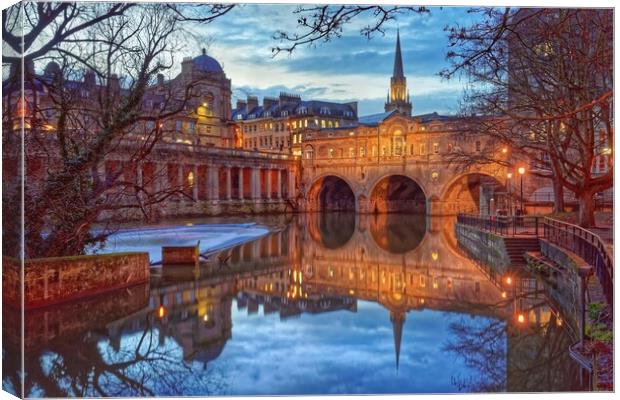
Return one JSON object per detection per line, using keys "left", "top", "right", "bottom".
{"left": 175, "top": 48, "right": 233, "bottom": 146}
{"left": 385, "top": 30, "right": 412, "bottom": 116}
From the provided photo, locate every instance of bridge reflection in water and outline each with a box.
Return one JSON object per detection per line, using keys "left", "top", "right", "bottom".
{"left": 3, "top": 214, "right": 587, "bottom": 396}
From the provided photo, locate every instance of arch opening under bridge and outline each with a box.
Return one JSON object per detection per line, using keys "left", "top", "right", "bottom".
{"left": 441, "top": 172, "right": 507, "bottom": 215}
{"left": 308, "top": 175, "right": 356, "bottom": 212}
{"left": 370, "top": 174, "right": 426, "bottom": 214}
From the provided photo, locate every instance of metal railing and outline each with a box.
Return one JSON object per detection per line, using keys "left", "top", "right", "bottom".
{"left": 456, "top": 213, "right": 544, "bottom": 237}
{"left": 544, "top": 218, "right": 613, "bottom": 308}
{"left": 457, "top": 213, "right": 614, "bottom": 308}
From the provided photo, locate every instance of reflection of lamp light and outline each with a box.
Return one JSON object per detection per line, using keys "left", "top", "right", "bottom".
{"left": 517, "top": 313, "right": 525, "bottom": 323}
{"left": 158, "top": 305, "right": 166, "bottom": 319}
{"left": 557, "top": 317, "right": 563, "bottom": 326}
{"left": 506, "top": 276, "right": 512, "bottom": 285}
{"left": 502, "top": 147, "right": 508, "bottom": 154}
{"left": 501, "top": 291, "right": 507, "bottom": 298}
{"left": 431, "top": 251, "right": 439, "bottom": 261}
{"left": 203, "top": 314, "right": 209, "bottom": 322}
{"left": 349, "top": 289, "right": 355, "bottom": 295}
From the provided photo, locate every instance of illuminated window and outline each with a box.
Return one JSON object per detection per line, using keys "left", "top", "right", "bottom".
{"left": 433, "top": 143, "right": 439, "bottom": 154}
{"left": 328, "top": 120, "right": 333, "bottom": 128}
{"left": 299, "top": 134, "right": 303, "bottom": 143}
{"left": 187, "top": 171, "right": 194, "bottom": 188}
{"left": 349, "top": 147, "right": 355, "bottom": 158}
{"left": 381, "top": 146, "right": 386, "bottom": 156}
{"left": 321, "top": 120, "right": 326, "bottom": 128}
{"left": 419, "top": 143, "right": 426, "bottom": 155}
{"left": 328, "top": 148, "right": 335, "bottom": 158}
{"left": 335, "top": 121, "right": 339, "bottom": 128}
{"left": 175, "top": 120, "right": 182, "bottom": 132}
{"left": 360, "top": 146, "right": 366, "bottom": 157}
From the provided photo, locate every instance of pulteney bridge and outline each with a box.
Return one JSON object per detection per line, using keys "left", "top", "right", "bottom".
{"left": 297, "top": 112, "right": 520, "bottom": 215}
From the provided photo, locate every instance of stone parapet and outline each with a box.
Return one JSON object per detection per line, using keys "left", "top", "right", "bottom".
{"left": 2, "top": 252, "right": 150, "bottom": 309}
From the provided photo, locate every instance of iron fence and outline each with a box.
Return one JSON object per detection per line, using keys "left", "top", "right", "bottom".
{"left": 456, "top": 213, "right": 543, "bottom": 236}
{"left": 543, "top": 218, "right": 613, "bottom": 308}
{"left": 457, "top": 213, "right": 614, "bottom": 308}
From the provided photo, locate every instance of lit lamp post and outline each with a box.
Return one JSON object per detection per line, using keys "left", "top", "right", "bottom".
{"left": 518, "top": 167, "right": 526, "bottom": 215}
{"left": 506, "top": 172, "right": 513, "bottom": 216}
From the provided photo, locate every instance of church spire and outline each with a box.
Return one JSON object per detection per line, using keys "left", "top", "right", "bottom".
{"left": 393, "top": 29, "right": 404, "bottom": 78}
{"left": 385, "top": 30, "right": 412, "bottom": 116}
{"left": 390, "top": 310, "right": 405, "bottom": 371}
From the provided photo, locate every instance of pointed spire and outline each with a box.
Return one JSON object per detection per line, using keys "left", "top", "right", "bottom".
{"left": 390, "top": 310, "right": 405, "bottom": 371}
{"left": 393, "top": 29, "right": 404, "bottom": 78}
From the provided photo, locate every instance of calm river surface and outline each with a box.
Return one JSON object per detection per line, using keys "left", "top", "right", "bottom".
{"left": 3, "top": 214, "right": 588, "bottom": 396}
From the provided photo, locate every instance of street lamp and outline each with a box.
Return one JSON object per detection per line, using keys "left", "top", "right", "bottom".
{"left": 506, "top": 172, "right": 513, "bottom": 216}
{"left": 518, "top": 167, "right": 526, "bottom": 215}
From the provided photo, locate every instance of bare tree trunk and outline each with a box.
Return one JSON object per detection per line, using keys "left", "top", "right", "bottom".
{"left": 552, "top": 178, "right": 565, "bottom": 213}
{"left": 577, "top": 190, "right": 596, "bottom": 228}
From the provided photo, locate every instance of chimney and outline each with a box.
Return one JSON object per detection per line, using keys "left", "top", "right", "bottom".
{"left": 109, "top": 73, "right": 120, "bottom": 92}
{"left": 263, "top": 96, "right": 278, "bottom": 110}
{"left": 247, "top": 96, "right": 259, "bottom": 111}
{"left": 84, "top": 69, "right": 96, "bottom": 86}
{"left": 157, "top": 73, "right": 164, "bottom": 85}
{"left": 181, "top": 57, "right": 192, "bottom": 76}
{"left": 279, "top": 92, "right": 301, "bottom": 107}
{"left": 236, "top": 99, "right": 247, "bottom": 111}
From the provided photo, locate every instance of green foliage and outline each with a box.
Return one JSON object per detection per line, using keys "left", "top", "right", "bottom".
{"left": 586, "top": 322, "right": 613, "bottom": 344}
{"left": 588, "top": 302, "right": 606, "bottom": 321}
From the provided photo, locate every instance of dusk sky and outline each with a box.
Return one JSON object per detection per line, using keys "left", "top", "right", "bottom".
{"left": 184, "top": 5, "right": 481, "bottom": 117}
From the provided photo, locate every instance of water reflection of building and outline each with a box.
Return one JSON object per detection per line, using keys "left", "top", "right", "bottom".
{"left": 9, "top": 215, "right": 585, "bottom": 395}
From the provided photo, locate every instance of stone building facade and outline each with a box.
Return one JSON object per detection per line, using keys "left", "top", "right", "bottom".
{"left": 232, "top": 92, "right": 358, "bottom": 156}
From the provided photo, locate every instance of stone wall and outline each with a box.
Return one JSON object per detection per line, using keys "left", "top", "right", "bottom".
{"left": 3, "top": 252, "right": 150, "bottom": 308}
{"left": 525, "top": 240, "right": 589, "bottom": 335}
{"left": 455, "top": 223, "right": 512, "bottom": 274}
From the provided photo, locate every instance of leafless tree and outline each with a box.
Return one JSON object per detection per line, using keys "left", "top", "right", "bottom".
{"left": 441, "top": 8, "right": 613, "bottom": 227}
{"left": 2, "top": 3, "right": 236, "bottom": 258}
{"left": 271, "top": 4, "right": 428, "bottom": 55}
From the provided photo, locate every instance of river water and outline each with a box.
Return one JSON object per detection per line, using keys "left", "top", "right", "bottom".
{"left": 2, "top": 213, "right": 588, "bottom": 396}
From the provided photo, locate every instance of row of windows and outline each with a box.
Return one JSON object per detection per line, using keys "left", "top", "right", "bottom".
{"left": 144, "top": 120, "right": 212, "bottom": 134}
{"left": 240, "top": 118, "right": 343, "bottom": 133}
{"left": 307, "top": 141, "right": 481, "bottom": 159}
{"left": 243, "top": 136, "right": 291, "bottom": 150}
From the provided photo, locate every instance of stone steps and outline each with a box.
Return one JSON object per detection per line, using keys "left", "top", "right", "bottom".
{"left": 504, "top": 238, "right": 540, "bottom": 265}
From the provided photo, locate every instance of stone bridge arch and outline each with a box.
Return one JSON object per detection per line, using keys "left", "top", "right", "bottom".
{"left": 306, "top": 173, "right": 357, "bottom": 212}
{"left": 438, "top": 171, "right": 507, "bottom": 215}
{"left": 366, "top": 173, "right": 429, "bottom": 214}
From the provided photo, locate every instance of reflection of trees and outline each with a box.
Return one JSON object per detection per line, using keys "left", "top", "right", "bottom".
{"left": 444, "top": 306, "right": 582, "bottom": 393}
{"left": 19, "top": 314, "right": 229, "bottom": 397}
{"left": 443, "top": 317, "right": 507, "bottom": 392}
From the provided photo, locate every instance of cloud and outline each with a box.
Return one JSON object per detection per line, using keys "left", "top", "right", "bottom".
{"left": 184, "top": 5, "right": 480, "bottom": 115}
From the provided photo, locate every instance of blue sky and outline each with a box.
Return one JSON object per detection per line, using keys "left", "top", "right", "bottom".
{"left": 184, "top": 5, "right": 480, "bottom": 116}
